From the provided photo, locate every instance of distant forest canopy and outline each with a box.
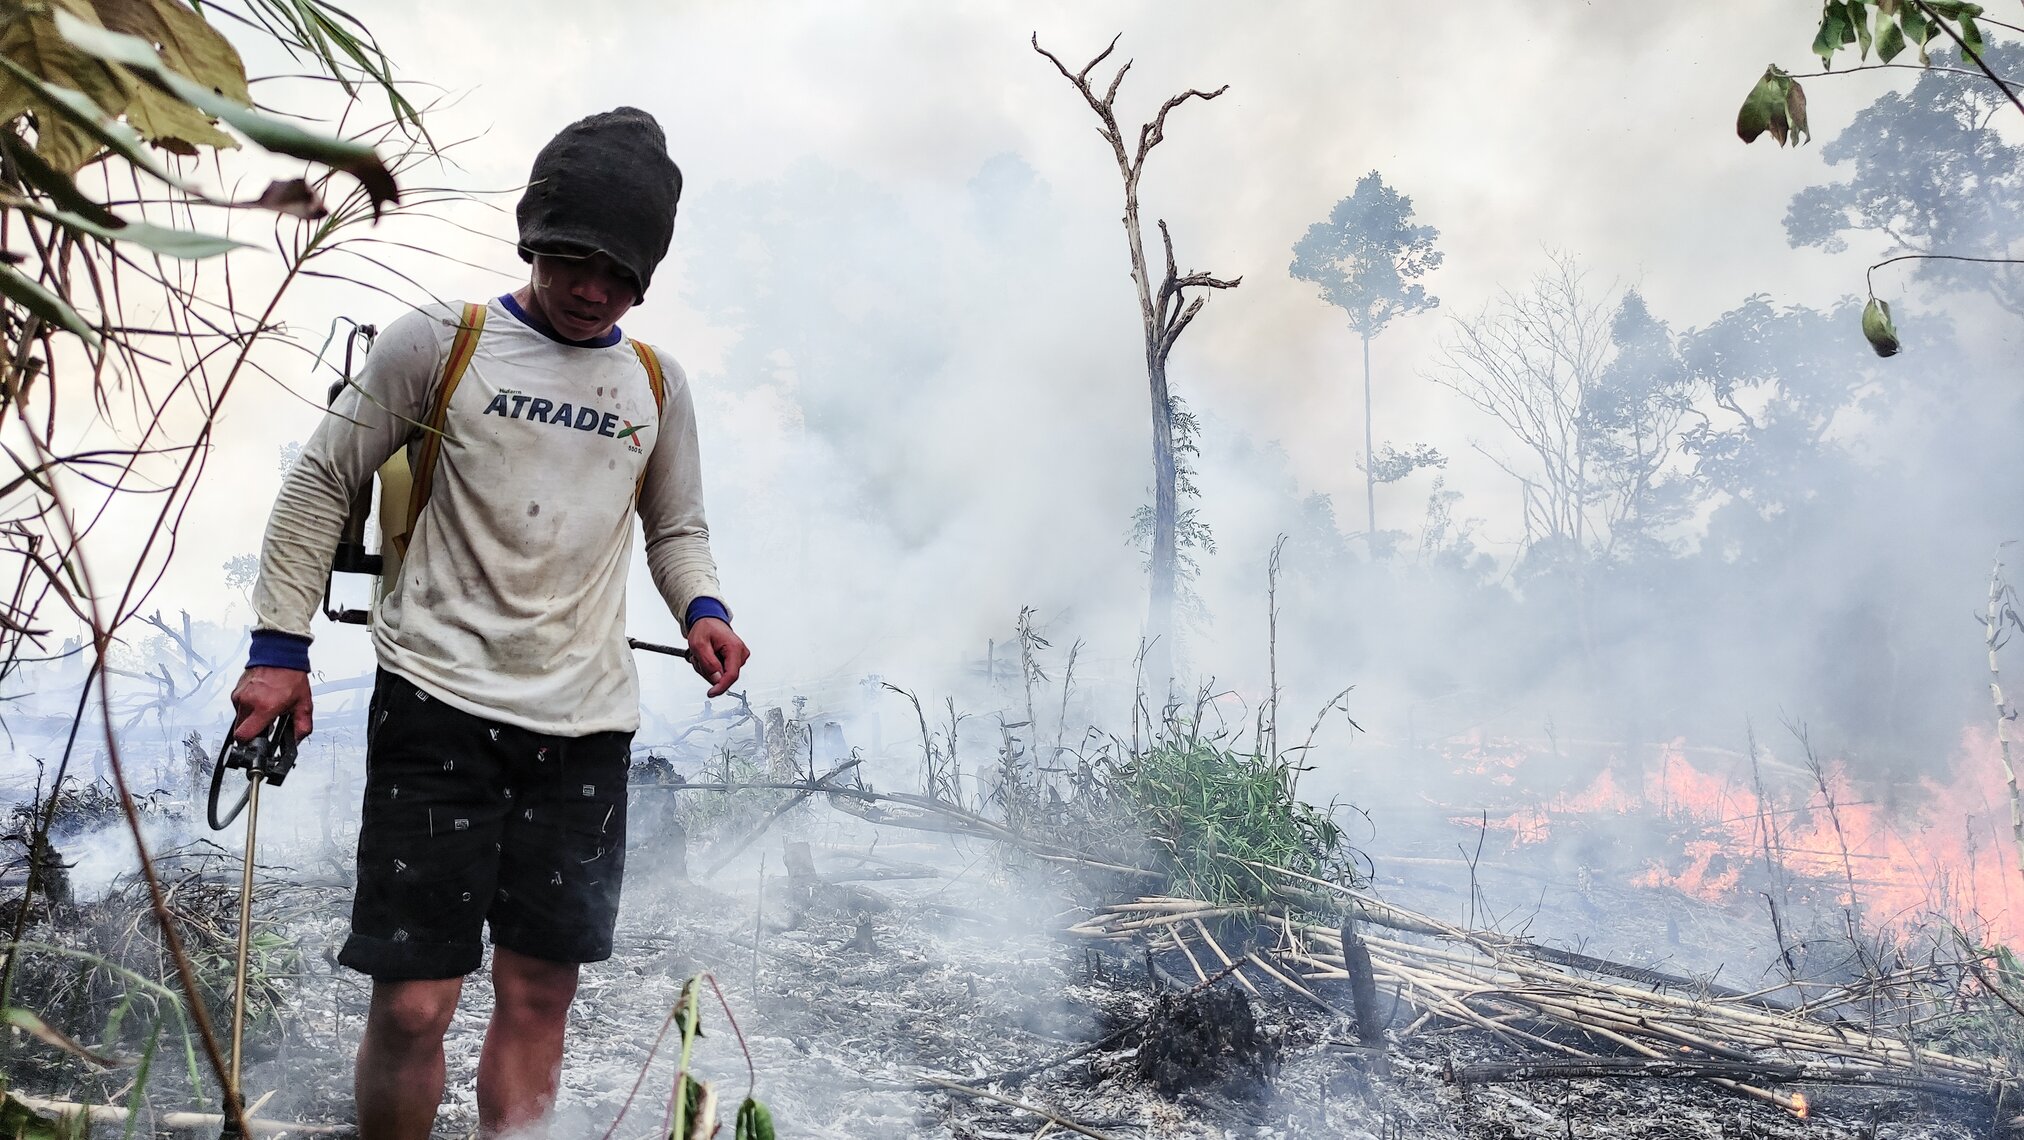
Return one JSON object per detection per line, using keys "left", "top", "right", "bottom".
{"left": 1271, "top": 41, "right": 2024, "bottom": 771}
{"left": 675, "top": 43, "right": 2021, "bottom": 773}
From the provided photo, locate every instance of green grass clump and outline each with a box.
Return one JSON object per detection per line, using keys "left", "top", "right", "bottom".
{"left": 1107, "top": 727, "right": 1355, "bottom": 907}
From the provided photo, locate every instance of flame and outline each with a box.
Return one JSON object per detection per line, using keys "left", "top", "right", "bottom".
{"left": 1440, "top": 728, "right": 2024, "bottom": 944}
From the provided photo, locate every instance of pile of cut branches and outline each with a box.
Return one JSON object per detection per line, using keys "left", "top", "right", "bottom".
{"left": 1070, "top": 889, "right": 2014, "bottom": 1119}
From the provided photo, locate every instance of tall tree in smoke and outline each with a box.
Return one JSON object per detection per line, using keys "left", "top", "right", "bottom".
{"left": 1738, "top": 8, "right": 2023, "bottom": 354}
{"left": 1289, "top": 172, "right": 1443, "bottom": 557}
{"left": 1784, "top": 42, "right": 2024, "bottom": 317}
{"left": 1032, "top": 33, "right": 1239, "bottom": 687}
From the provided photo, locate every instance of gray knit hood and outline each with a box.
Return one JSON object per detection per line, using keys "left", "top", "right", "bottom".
{"left": 516, "top": 107, "right": 682, "bottom": 298}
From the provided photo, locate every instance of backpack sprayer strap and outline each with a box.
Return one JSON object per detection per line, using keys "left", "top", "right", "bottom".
{"left": 326, "top": 312, "right": 692, "bottom": 656}
{"left": 628, "top": 338, "right": 667, "bottom": 500}
{"left": 385, "top": 313, "right": 669, "bottom": 558}
{"left": 388, "top": 301, "right": 487, "bottom": 560}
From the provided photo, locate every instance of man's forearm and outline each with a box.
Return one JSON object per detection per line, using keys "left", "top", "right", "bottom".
{"left": 246, "top": 308, "right": 443, "bottom": 660}
{"left": 646, "top": 533, "right": 725, "bottom": 631}
{"left": 250, "top": 450, "right": 361, "bottom": 644}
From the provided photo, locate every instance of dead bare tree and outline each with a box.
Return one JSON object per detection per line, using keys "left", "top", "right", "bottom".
{"left": 1432, "top": 254, "right": 1616, "bottom": 557}
{"left": 1032, "top": 33, "right": 1240, "bottom": 689}
{"left": 1431, "top": 254, "right": 1694, "bottom": 673}
{"left": 1985, "top": 547, "right": 2024, "bottom": 878}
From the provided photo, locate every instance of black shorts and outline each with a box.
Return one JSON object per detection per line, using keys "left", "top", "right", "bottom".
{"left": 337, "top": 670, "right": 632, "bottom": 980}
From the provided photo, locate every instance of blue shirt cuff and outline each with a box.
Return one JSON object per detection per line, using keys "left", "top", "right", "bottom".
{"left": 247, "top": 630, "right": 312, "bottom": 672}
{"left": 684, "top": 597, "right": 731, "bottom": 629}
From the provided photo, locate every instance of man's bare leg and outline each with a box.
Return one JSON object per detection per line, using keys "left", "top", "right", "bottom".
{"left": 357, "top": 976, "right": 463, "bottom": 1140}
{"left": 476, "top": 946, "right": 581, "bottom": 1138}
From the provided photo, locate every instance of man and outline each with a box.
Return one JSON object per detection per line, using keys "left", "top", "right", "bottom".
{"left": 230, "top": 107, "right": 748, "bottom": 1139}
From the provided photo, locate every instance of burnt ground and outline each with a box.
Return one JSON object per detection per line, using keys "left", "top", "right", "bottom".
{"left": 0, "top": 693, "right": 2004, "bottom": 1140}
{"left": 9, "top": 800, "right": 1987, "bottom": 1140}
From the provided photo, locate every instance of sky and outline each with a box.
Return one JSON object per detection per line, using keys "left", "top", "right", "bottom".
{"left": 48, "top": 0, "right": 1950, "bottom": 714}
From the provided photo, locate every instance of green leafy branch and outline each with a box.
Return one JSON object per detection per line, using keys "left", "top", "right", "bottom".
{"left": 0, "top": 0, "right": 402, "bottom": 356}
{"left": 0, "top": 2, "right": 429, "bottom": 1133}
{"left": 1738, "top": 2, "right": 2024, "bottom": 357}
{"left": 1738, "top": 1, "right": 2015, "bottom": 149}
{"left": 600, "top": 974, "right": 777, "bottom": 1140}
{"left": 1814, "top": 0, "right": 1987, "bottom": 72}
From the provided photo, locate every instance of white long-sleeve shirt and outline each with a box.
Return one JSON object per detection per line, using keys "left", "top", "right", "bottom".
{"left": 251, "top": 298, "right": 725, "bottom": 735}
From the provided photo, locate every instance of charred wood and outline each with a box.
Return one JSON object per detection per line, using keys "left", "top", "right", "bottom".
{"left": 1447, "top": 1056, "right": 1997, "bottom": 1103}
{"left": 1339, "top": 916, "right": 1385, "bottom": 1050}
{"left": 700, "top": 755, "right": 863, "bottom": 875}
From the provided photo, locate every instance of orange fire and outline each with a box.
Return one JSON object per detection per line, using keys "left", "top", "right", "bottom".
{"left": 1449, "top": 728, "right": 2024, "bottom": 946}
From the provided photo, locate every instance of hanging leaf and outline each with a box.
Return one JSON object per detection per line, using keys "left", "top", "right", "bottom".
{"left": 734, "top": 1098, "right": 776, "bottom": 1140}
{"left": 1861, "top": 295, "right": 1901, "bottom": 357}
{"left": 1736, "top": 68, "right": 1806, "bottom": 147}
{"left": 0, "top": 261, "right": 100, "bottom": 347}
{"left": 93, "top": 0, "right": 250, "bottom": 101}
{"left": 1737, "top": 68, "right": 1792, "bottom": 144}
{"left": 1812, "top": 10, "right": 1842, "bottom": 67}
{"left": 1876, "top": 16, "right": 1907, "bottom": 61}
{"left": 1959, "top": 14, "right": 1985, "bottom": 60}
{"left": 1900, "top": 5, "right": 1931, "bottom": 47}
{"left": 0, "top": 55, "right": 203, "bottom": 193}
{"left": 1784, "top": 77, "right": 1810, "bottom": 144}
{"left": 0, "top": 134, "right": 120, "bottom": 226}
{"left": 0, "top": 0, "right": 131, "bottom": 174}
{"left": 1852, "top": 0, "right": 1874, "bottom": 58}
{"left": 51, "top": 10, "right": 398, "bottom": 211}
{"left": 5, "top": 195, "right": 252, "bottom": 258}
{"left": 93, "top": 0, "right": 250, "bottom": 154}
{"left": 684, "top": 1078, "right": 719, "bottom": 1140}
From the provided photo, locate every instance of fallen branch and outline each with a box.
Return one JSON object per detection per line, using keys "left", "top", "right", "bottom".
{"left": 1449, "top": 1056, "right": 1995, "bottom": 1102}
{"left": 916, "top": 1073, "right": 1121, "bottom": 1139}
{"left": 10, "top": 1093, "right": 352, "bottom": 1136}
{"left": 1071, "top": 895, "right": 2009, "bottom": 1117}
{"left": 1260, "top": 872, "right": 1794, "bottom": 1010}
{"left": 702, "top": 756, "right": 863, "bottom": 876}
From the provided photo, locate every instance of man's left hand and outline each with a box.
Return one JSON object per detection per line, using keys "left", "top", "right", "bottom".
{"left": 687, "top": 618, "right": 749, "bottom": 698}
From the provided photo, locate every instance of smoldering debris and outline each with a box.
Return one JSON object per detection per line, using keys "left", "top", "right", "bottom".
{"left": 0, "top": 681, "right": 2016, "bottom": 1140}
{"left": 1136, "top": 984, "right": 1279, "bottom": 1098}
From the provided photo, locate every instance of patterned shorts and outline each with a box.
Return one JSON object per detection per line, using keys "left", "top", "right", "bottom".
{"left": 337, "top": 669, "right": 632, "bottom": 980}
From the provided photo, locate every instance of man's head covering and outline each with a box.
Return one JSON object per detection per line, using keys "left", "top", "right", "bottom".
{"left": 516, "top": 107, "right": 682, "bottom": 299}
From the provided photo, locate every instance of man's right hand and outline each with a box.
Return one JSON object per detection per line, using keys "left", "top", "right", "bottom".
{"left": 231, "top": 667, "right": 314, "bottom": 741}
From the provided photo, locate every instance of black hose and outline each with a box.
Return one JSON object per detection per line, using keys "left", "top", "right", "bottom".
{"left": 207, "top": 732, "right": 251, "bottom": 832}
{"left": 207, "top": 718, "right": 297, "bottom": 831}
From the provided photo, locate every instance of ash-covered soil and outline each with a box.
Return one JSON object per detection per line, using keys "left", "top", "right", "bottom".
{"left": 0, "top": 712, "right": 1997, "bottom": 1140}
{"left": 180, "top": 807, "right": 1984, "bottom": 1140}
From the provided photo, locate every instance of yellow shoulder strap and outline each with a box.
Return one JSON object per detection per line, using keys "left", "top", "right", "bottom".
{"left": 630, "top": 339, "right": 667, "bottom": 414}
{"left": 391, "top": 301, "right": 486, "bottom": 557}
{"left": 627, "top": 340, "right": 669, "bottom": 501}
